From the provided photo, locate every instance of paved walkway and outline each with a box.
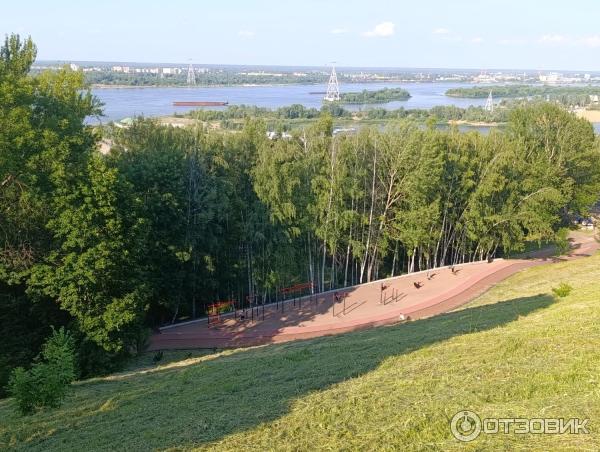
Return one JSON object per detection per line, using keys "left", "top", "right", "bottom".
{"left": 149, "top": 231, "right": 598, "bottom": 350}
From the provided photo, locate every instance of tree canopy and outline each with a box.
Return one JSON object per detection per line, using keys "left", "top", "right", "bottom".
{"left": 2, "top": 34, "right": 600, "bottom": 395}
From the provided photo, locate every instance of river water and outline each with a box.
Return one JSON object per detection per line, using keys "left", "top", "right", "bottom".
{"left": 89, "top": 81, "right": 600, "bottom": 133}
{"left": 90, "top": 81, "right": 489, "bottom": 123}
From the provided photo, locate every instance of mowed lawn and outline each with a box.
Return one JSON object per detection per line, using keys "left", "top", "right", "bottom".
{"left": 1, "top": 253, "right": 600, "bottom": 451}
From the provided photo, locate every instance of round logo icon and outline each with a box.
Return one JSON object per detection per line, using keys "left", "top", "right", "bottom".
{"left": 450, "top": 410, "right": 482, "bottom": 442}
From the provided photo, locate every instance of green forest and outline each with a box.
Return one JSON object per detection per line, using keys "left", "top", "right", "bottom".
{"left": 2, "top": 35, "right": 600, "bottom": 395}
{"left": 85, "top": 69, "right": 329, "bottom": 87}
{"left": 339, "top": 87, "right": 411, "bottom": 103}
{"left": 184, "top": 103, "right": 509, "bottom": 132}
{"left": 446, "top": 84, "right": 600, "bottom": 106}
{"left": 79, "top": 68, "right": 433, "bottom": 88}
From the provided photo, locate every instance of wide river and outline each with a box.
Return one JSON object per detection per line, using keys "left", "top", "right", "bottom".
{"left": 90, "top": 81, "right": 490, "bottom": 123}
{"left": 90, "top": 81, "right": 600, "bottom": 133}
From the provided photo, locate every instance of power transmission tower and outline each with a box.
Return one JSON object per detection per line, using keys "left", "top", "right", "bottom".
{"left": 324, "top": 63, "right": 340, "bottom": 102}
{"left": 484, "top": 90, "right": 494, "bottom": 112}
{"left": 187, "top": 61, "right": 196, "bottom": 86}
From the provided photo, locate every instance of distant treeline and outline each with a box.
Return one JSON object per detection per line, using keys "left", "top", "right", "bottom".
{"left": 84, "top": 71, "right": 422, "bottom": 88}
{"left": 186, "top": 103, "right": 509, "bottom": 125}
{"left": 446, "top": 85, "right": 600, "bottom": 107}
{"left": 85, "top": 71, "right": 329, "bottom": 87}
{"left": 339, "top": 87, "right": 411, "bottom": 104}
{"left": 187, "top": 104, "right": 351, "bottom": 121}
{"left": 365, "top": 105, "right": 510, "bottom": 123}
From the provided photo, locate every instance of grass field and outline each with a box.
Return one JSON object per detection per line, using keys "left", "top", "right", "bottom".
{"left": 1, "top": 253, "right": 599, "bottom": 451}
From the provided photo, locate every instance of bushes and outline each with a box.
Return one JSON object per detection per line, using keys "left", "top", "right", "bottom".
{"left": 554, "top": 228, "right": 571, "bottom": 256}
{"left": 8, "top": 327, "right": 76, "bottom": 415}
{"left": 552, "top": 283, "right": 573, "bottom": 298}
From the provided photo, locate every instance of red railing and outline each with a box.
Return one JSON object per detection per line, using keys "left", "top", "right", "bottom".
{"left": 279, "top": 281, "right": 315, "bottom": 311}
{"left": 207, "top": 300, "right": 235, "bottom": 326}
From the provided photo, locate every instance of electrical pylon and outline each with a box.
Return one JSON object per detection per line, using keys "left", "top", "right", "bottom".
{"left": 484, "top": 90, "right": 494, "bottom": 112}
{"left": 187, "top": 61, "right": 196, "bottom": 86}
{"left": 324, "top": 63, "right": 340, "bottom": 102}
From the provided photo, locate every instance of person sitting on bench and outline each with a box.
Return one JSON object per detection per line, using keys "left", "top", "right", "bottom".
{"left": 413, "top": 281, "right": 423, "bottom": 289}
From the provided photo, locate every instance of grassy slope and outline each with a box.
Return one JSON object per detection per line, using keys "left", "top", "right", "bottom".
{"left": 1, "top": 254, "right": 600, "bottom": 451}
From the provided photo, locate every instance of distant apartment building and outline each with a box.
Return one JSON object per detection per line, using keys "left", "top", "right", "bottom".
{"left": 241, "top": 71, "right": 284, "bottom": 77}
{"left": 474, "top": 73, "right": 497, "bottom": 83}
{"left": 162, "top": 67, "right": 182, "bottom": 75}
{"left": 112, "top": 66, "right": 131, "bottom": 73}
{"left": 539, "top": 72, "right": 563, "bottom": 84}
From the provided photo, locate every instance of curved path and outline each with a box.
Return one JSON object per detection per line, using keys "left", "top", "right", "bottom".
{"left": 149, "top": 231, "right": 598, "bottom": 350}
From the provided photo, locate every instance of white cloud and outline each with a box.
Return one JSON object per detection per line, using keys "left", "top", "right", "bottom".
{"left": 537, "top": 33, "right": 600, "bottom": 48}
{"left": 471, "top": 37, "right": 484, "bottom": 44}
{"left": 330, "top": 28, "right": 348, "bottom": 35}
{"left": 362, "top": 22, "right": 395, "bottom": 38}
{"left": 538, "top": 34, "right": 568, "bottom": 44}
{"left": 579, "top": 35, "right": 600, "bottom": 47}
{"left": 498, "top": 38, "right": 527, "bottom": 45}
{"left": 238, "top": 30, "right": 255, "bottom": 38}
{"left": 431, "top": 28, "right": 464, "bottom": 43}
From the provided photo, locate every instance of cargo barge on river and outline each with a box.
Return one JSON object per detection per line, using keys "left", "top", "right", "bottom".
{"left": 173, "top": 101, "right": 229, "bottom": 107}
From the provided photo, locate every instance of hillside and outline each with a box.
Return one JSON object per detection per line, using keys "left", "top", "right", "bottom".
{"left": 1, "top": 251, "right": 600, "bottom": 451}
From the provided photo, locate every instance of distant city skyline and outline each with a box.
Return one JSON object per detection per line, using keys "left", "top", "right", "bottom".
{"left": 4, "top": 0, "right": 600, "bottom": 71}
{"left": 31, "top": 61, "right": 600, "bottom": 74}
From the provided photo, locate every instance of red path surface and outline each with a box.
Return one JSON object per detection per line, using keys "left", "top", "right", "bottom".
{"left": 150, "top": 231, "right": 598, "bottom": 350}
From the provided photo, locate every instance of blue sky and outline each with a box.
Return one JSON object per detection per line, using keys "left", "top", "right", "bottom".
{"left": 3, "top": 0, "right": 600, "bottom": 70}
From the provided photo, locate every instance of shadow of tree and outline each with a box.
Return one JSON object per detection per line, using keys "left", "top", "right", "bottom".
{"left": 153, "top": 287, "right": 373, "bottom": 348}
{"left": 7, "top": 294, "right": 554, "bottom": 450}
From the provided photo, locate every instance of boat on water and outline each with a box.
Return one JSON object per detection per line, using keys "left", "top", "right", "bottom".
{"left": 173, "top": 101, "right": 229, "bottom": 107}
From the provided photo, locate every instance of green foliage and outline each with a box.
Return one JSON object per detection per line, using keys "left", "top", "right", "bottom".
{"left": 84, "top": 69, "right": 331, "bottom": 87}
{"left": 152, "top": 351, "right": 164, "bottom": 363}
{"left": 554, "top": 227, "right": 571, "bottom": 255}
{"left": 74, "top": 334, "right": 130, "bottom": 379}
{"left": 339, "top": 87, "right": 411, "bottom": 104}
{"left": 2, "top": 255, "right": 600, "bottom": 450}
{"left": 0, "top": 291, "right": 67, "bottom": 397}
{"left": 446, "top": 85, "right": 600, "bottom": 107}
{"left": 29, "top": 155, "right": 150, "bottom": 353}
{"left": 320, "top": 102, "right": 352, "bottom": 118}
{"left": 552, "top": 282, "right": 573, "bottom": 298}
{"left": 2, "top": 33, "right": 600, "bottom": 393}
{"left": 8, "top": 327, "right": 76, "bottom": 415}
{"left": 0, "top": 34, "right": 36, "bottom": 77}
{"left": 188, "top": 103, "right": 352, "bottom": 123}
{"left": 0, "top": 33, "right": 108, "bottom": 391}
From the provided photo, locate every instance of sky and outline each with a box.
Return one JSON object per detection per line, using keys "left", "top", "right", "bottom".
{"left": 3, "top": 0, "right": 600, "bottom": 70}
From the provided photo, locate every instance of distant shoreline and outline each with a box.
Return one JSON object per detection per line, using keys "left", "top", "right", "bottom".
{"left": 89, "top": 83, "right": 311, "bottom": 89}
{"left": 448, "top": 119, "right": 502, "bottom": 127}
{"left": 89, "top": 80, "right": 453, "bottom": 90}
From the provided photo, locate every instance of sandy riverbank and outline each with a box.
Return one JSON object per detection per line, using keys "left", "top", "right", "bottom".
{"left": 448, "top": 119, "right": 502, "bottom": 127}
{"left": 574, "top": 109, "right": 600, "bottom": 123}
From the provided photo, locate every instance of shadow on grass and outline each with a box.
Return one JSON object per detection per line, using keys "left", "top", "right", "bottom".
{"left": 3, "top": 294, "right": 554, "bottom": 450}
